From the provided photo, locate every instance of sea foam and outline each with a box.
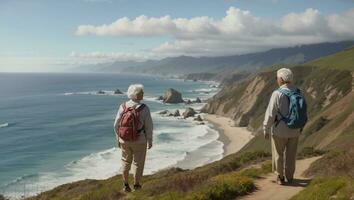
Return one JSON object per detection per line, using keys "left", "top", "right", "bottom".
{"left": 0, "top": 123, "right": 9, "bottom": 128}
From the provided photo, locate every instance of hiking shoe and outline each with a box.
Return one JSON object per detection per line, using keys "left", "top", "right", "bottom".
{"left": 133, "top": 184, "right": 142, "bottom": 191}
{"left": 277, "top": 175, "right": 285, "bottom": 185}
{"left": 123, "top": 183, "right": 132, "bottom": 192}
{"left": 287, "top": 178, "right": 294, "bottom": 184}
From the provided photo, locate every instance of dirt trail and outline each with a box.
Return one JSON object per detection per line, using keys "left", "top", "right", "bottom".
{"left": 239, "top": 156, "right": 321, "bottom": 200}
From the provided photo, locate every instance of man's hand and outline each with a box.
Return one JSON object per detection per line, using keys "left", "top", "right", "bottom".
{"left": 147, "top": 142, "right": 153, "bottom": 149}
{"left": 264, "top": 133, "right": 270, "bottom": 140}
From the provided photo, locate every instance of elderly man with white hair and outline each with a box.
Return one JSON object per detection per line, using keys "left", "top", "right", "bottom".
{"left": 263, "top": 68, "right": 307, "bottom": 185}
{"left": 114, "top": 84, "right": 153, "bottom": 192}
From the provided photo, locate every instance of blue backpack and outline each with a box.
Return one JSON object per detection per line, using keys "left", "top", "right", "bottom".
{"left": 276, "top": 88, "right": 308, "bottom": 129}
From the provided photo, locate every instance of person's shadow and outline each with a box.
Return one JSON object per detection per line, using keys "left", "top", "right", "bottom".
{"left": 283, "top": 179, "right": 311, "bottom": 187}
{"left": 270, "top": 178, "right": 311, "bottom": 187}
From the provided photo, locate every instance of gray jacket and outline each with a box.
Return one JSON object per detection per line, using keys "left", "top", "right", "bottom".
{"left": 263, "top": 84, "right": 301, "bottom": 138}
{"left": 114, "top": 100, "right": 153, "bottom": 144}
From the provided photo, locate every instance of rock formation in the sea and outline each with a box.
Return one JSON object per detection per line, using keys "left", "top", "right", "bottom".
{"left": 114, "top": 89, "right": 123, "bottom": 94}
{"left": 183, "top": 107, "right": 196, "bottom": 118}
{"left": 194, "top": 115, "right": 203, "bottom": 121}
{"left": 158, "top": 110, "right": 169, "bottom": 115}
{"left": 158, "top": 110, "right": 174, "bottom": 117}
{"left": 173, "top": 110, "right": 180, "bottom": 117}
{"left": 194, "top": 97, "right": 202, "bottom": 103}
{"left": 185, "top": 99, "right": 192, "bottom": 104}
{"left": 163, "top": 88, "right": 184, "bottom": 103}
{"left": 156, "top": 96, "right": 164, "bottom": 101}
{"left": 97, "top": 90, "right": 105, "bottom": 94}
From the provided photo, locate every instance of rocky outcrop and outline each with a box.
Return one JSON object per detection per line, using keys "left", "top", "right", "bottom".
{"left": 202, "top": 73, "right": 269, "bottom": 127}
{"left": 194, "top": 97, "right": 202, "bottom": 103}
{"left": 156, "top": 96, "right": 164, "bottom": 101}
{"left": 158, "top": 110, "right": 169, "bottom": 115}
{"left": 163, "top": 88, "right": 184, "bottom": 104}
{"left": 114, "top": 89, "right": 123, "bottom": 94}
{"left": 185, "top": 99, "right": 192, "bottom": 104}
{"left": 183, "top": 107, "right": 196, "bottom": 118}
{"left": 97, "top": 90, "right": 105, "bottom": 94}
{"left": 194, "top": 115, "right": 203, "bottom": 121}
{"left": 173, "top": 110, "right": 181, "bottom": 117}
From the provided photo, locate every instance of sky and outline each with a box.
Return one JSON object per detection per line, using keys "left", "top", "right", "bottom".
{"left": 0, "top": 0, "right": 354, "bottom": 72}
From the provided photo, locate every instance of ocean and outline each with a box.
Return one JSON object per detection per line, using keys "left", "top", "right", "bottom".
{"left": 0, "top": 72, "right": 222, "bottom": 199}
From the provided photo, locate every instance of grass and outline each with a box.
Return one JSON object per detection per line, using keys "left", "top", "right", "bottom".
{"left": 290, "top": 176, "right": 354, "bottom": 200}
{"left": 134, "top": 161, "right": 272, "bottom": 200}
{"left": 296, "top": 147, "right": 327, "bottom": 159}
{"left": 292, "top": 146, "right": 354, "bottom": 200}
{"left": 306, "top": 46, "right": 354, "bottom": 71}
{"left": 26, "top": 151, "right": 271, "bottom": 200}
{"left": 304, "top": 146, "right": 354, "bottom": 178}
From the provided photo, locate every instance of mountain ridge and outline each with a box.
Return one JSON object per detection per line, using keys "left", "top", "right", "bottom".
{"left": 76, "top": 41, "right": 354, "bottom": 75}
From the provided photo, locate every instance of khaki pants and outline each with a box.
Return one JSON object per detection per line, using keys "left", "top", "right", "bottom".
{"left": 121, "top": 143, "right": 147, "bottom": 184}
{"left": 271, "top": 135, "right": 298, "bottom": 179}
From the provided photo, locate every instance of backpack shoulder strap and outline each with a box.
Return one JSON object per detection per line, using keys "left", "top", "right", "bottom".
{"left": 135, "top": 103, "right": 146, "bottom": 112}
{"left": 275, "top": 88, "right": 292, "bottom": 126}
{"left": 277, "top": 88, "right": 292, "bottom": 97}
{"left": 121, "top": 102, "right": 131, "bottom": 112}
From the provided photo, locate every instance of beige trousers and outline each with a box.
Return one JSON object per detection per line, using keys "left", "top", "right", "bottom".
{"left": 121, "top": 143, "right": 147, "bottom": 184}
{"left": 271, "top": 135, "right": 299, "bottom": 179}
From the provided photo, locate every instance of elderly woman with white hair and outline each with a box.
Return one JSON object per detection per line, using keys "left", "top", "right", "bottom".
{"left": 114, "top": 84, "right": 153, "bottom": 192}
{"left": 263, "top": 68, "right": 307, "bottom": 185}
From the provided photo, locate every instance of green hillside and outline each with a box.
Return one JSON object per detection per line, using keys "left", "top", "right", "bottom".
{"left": 203, "top": 45, "right": 354, "bottom": 155}
{"left": 202, "top": 46, "right": 354, "bottom": 199}
{"left": 23, "top": 151, "right": 271, "bottom": 200}
{"left": 306, "top": 46, "right": 354, "bottom": 71}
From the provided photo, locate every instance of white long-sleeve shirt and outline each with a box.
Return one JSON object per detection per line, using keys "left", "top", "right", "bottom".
{"left": 263, "top": 84, "right": 301, "bottom": 138}
{"left": 114, "top": 100, "right": 153, "bottom": 144}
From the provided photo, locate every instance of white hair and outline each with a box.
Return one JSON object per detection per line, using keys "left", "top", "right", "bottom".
{"left": 127, "top": 84, "right": 144, "bottom": 100}
{"left": 277, "top": 68, "right": 293, "bottom": 83}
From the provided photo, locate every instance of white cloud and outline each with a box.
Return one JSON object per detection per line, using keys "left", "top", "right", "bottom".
{"left": 328, "top": 8, "right": 354, "bottom": 36}
{"left": 75, "top": 7, "right": 354, "bottom": 58}
{"left": 281, "top": 8, "right": 327, "bottom": 34}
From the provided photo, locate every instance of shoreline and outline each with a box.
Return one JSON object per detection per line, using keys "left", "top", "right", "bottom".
{"left": 203, "top": 114, "right": 254, "bottom": 156}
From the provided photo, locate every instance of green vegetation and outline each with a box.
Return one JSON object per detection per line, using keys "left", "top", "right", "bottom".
{"left": 304, "top": 146, "right": 354, "bottom": 178}
{"left": 26, "top": 151, "right": 271, "bottom": 200}
{"left": 290, "top": 146, "right": 354, "bottom": 200}
{"left": 306, "top": 46, "right": 354, "bottom": 71}
{"left": 296, "top": 147, "right": 327, "bottom": 159}
{"left": 290, "top": 177, "right": 354, "bottom": 200}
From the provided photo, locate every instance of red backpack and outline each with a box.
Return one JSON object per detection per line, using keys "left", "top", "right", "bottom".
{"left": 117, "top": 103, "right": 146, "bottom": 141}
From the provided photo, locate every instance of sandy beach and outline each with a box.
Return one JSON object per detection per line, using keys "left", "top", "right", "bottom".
{"left": 203, "top": 114, "right": 254, "bottom": 156}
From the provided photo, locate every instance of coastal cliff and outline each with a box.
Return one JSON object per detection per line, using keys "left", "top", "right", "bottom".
{"left": 202, "top": 47, "right": 354, "bottom": 153}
